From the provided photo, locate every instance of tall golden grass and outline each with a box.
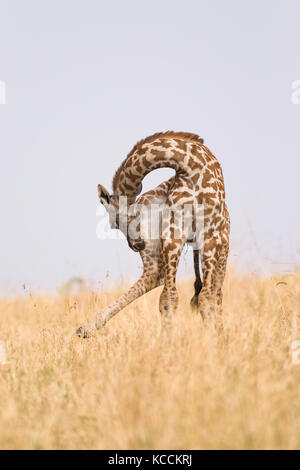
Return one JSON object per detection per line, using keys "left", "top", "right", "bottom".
{"left": 0, "top": 268, "right": 300, "bottom": 450}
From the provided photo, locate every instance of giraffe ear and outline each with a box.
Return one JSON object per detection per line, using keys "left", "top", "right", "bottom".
{"left": 97, "top": 184, "right": 111, "bottom": 205}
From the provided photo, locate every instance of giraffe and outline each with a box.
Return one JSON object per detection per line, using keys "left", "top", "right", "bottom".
{"left": 76, "top": 131, "right": 230, "bottom": 338}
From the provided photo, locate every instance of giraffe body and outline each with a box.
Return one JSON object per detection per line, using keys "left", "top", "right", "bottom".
{"left": 77, "top": 132, "right": 230, "bottom": 337}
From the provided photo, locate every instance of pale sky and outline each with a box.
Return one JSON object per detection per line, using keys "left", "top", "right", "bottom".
{"left": 0, "top": 0, "right": 299, "bottom": 293}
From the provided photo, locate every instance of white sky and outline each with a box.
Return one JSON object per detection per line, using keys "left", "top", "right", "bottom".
{"left": 0, "top": 0, "right": 300, "bottom": 293}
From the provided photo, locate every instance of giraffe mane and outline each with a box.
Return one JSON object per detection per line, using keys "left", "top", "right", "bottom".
{"left": 112, "top": 131, "right": 204, "bottom": 193}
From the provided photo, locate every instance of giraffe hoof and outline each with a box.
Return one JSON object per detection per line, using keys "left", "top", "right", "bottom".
{"left": 76, "top": 326, "right": 85, "bottom": 338}
{"left": 76, "top": 326, "right": 91, "bottom": 339}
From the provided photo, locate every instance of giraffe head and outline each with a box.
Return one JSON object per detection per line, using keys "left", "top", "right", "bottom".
{"left": 97, "top": 184, "right": 145, "bottom": 252}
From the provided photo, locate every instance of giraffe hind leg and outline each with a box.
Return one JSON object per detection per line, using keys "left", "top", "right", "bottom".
{"left": 198, "top": 240, "right": 229, "bottom": 333}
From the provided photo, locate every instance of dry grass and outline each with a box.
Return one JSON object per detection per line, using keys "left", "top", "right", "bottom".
{"left": 1, "top": 269, "right": 300, "bottom": 450}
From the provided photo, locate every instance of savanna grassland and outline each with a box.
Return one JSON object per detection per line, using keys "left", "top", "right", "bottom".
{"left": 0, "top": 269, "right": 300, "bottom": 450}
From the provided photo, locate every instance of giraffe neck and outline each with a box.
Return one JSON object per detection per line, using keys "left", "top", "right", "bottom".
{"left": 114, "top": 137, "right": 198, "bottom": 198}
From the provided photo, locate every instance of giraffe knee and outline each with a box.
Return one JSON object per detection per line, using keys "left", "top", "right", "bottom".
{"left": 145, "top": 272, "right": 162, "bottom": 290}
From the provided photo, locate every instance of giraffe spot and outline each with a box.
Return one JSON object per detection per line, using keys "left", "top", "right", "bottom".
{"left": 151, "top": 149, "right": 165, "bottom": 159}
{"left": 175, "top": 139, "right": 187, "bottom": 152}
{"left": 188, "top": 156, "right": 201, "bottom": 170}
{"left": 138, "top": 147, "right": 148, "bottom": 155}
{"left": 172, "top": 150, "right": 185, "bottom": 161}
{"left": 202, "top": 170, "right": 214, "bottom": 188}
{"left": 157, "top": 139, "right": 172, "bottom": 148}
{"left": 191, "top": 172, "right": 200, "bottom": 184}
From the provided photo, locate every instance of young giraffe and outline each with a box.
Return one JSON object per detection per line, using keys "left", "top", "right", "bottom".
{"left": 76, "top": 131, "right": 230, "bottom": 337}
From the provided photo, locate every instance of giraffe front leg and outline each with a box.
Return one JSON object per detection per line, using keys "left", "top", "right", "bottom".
{"left": 77, "top": 274, "right": 161, "bottom": 338}
{"left": 76, "top": 256, "right": 162, "bottom": 338}
{"left": 159, "top": 238, "right": 185, "bottom": 329}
